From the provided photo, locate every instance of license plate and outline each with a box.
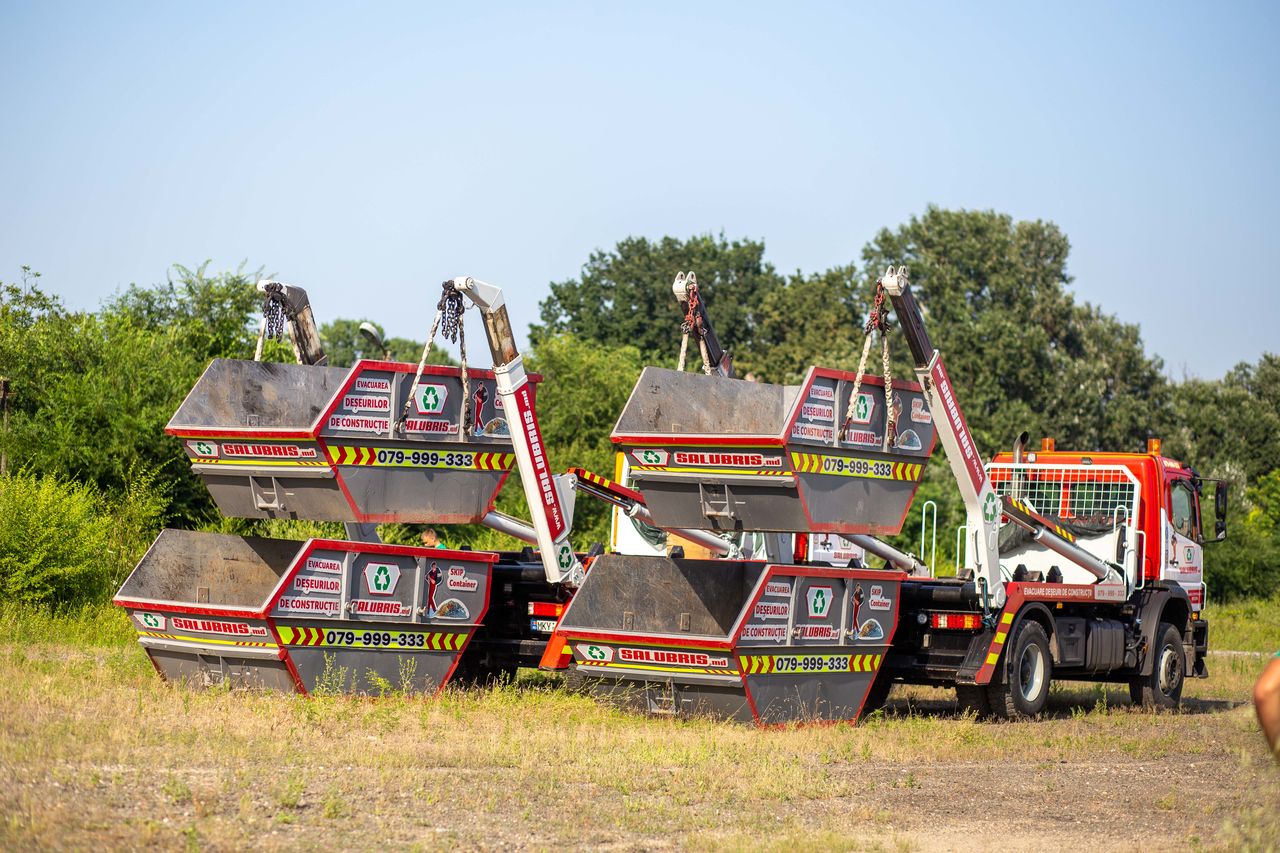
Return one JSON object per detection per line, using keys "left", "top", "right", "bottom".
{"left": 530, "top": 618, "right": 558, "bottom": 634}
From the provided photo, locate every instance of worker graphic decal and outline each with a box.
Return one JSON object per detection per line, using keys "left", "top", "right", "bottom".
{"left": 850, "top": 583, "right": 884, "bottom": 641}
{"left": 426, "top": 561, "right": 442, "bottom": 616}
{"left": 470, "top": 385, "right": 509, "bottom": 437}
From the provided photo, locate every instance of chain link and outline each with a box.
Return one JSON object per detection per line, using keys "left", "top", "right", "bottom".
{"left": 398, "top": 281, "right": 470, "bottom": 436}
{"left": 840, "top": 279, "right": 896, "bottom": 445}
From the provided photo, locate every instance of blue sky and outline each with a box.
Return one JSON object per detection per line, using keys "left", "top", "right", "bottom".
{"left": 1, "top": 2, "right": 1276, "bottom": 378}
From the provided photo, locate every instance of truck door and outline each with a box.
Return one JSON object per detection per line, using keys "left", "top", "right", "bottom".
{"left": 1162, "top": 478, "right": 1204, "bottom": 611}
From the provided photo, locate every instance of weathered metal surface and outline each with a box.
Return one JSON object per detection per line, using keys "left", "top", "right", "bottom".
{"left": 611, "top": 366, "right": 936, "bottom": 536}
{"left": 556, "top": 553, "right": 903, "bottom": 725}
{"left": 115, "top": 529, "right": 495, "bottom": 695}
{"left": 168, "top": 359, "right": 529, "bottom": 523}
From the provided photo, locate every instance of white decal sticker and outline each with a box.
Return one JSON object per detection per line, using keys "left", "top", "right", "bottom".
{"left": 341, "top": 394, "right": 391, "bottom": 413}
{"left": 305, "top": 556, "right": 343, "bottom": 575}
{"left": 363, "top": 562, "right": 401, "bottom": 596}
{"left": 276, "top": 597, "right": 341, "bottom": 616}
{"left": 807, "top": 585, "right": 834, "bottom": 618}
{"left": 413, "top": 384, "right": 448, "bottom": 415}
{"left": 353, "top": 377, "right": 392, "bottom": 394}
{"left": 326, "top": 415, "right": 390, "bottom": 433}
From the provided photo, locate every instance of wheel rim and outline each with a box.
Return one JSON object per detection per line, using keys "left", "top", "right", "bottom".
{"left": 1158, "top": 644, "right": 1182, "bottom": 696}
{"left": 1018, "top": 642, "right": 1046, "bottom": 703}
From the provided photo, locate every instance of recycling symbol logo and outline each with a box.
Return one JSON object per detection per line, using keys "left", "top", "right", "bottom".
{"left": 587, "top": 645, "right": 606, "bottom": 660}
{"left": 642, "top": 450, "right": 662, "bottom": 464}
{"left": 363, "top": 561, "right": 401, "bottom": 595}
{"left": 983, "top": 493, "right": 999, "bottom": 523}
{"left": 141, "top": 613, "right": 162, "bottom": 629}
{"left": 557, "top": 546, "right": 573, "bottom": 570}
{"left": 807, "top": 585, "right": 833, "bottom": 617}
{"left": 195, "top": 441, "right": 215, "bottom": 456}
{"left": 413, "top": 384, "right": 448, "bottom": 415}
{"left": 850, "top": 393, "right": 874, "bottom": 423}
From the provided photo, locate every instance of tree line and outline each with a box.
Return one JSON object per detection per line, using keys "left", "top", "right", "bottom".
{"left": 1, "top": 207, "right": 1277, "bottom": 608}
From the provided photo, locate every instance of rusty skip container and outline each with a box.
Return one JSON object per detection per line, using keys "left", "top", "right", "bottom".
{"left": 168, "top": 359, "right": 531, "bottom": 524}
{"left": 114, "top": 529, "right": 494, "bottom": 694}
{"left": 556, "top": 554, "right": 904, "bottom": 724}
{"left": 612, "top": 366, "right": 937, "bottom": 536}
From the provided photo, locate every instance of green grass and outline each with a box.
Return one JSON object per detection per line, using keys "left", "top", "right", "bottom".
{"left": 0, "top": 600, "right": 135, "bottom": 646}
{"left": 1204, "top": 593, "right": 1280, "bottom": 653}
{"left": 1, "top": 598, "right": 1278, "bottom": 850}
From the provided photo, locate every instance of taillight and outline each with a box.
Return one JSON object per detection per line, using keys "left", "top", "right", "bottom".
{"left": 930, "top": 612, "right": 982, "bottom": 630}
{"left": 528, "top": 601, "right": 565, "bottom": 618}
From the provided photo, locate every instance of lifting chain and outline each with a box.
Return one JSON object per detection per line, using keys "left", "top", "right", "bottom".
{"left": 254, "top": 283, "right": 290, "bottom": 361}
{"left": 398, "top": 281, "right": 471, "bottom": 437}
{"left": 840, "top": 276, "right": 897, "bottom": 448}
{"left": 675, "top": 271, "right": 712, "bottom": 375}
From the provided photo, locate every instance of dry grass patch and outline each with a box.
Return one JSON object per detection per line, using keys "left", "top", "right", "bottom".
{"left": 0, "top": 628, "right": 1277, "bottom": 850}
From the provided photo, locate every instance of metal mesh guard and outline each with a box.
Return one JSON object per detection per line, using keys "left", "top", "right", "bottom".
{"left": 987, "top": 463, "right": 1141, "bottom": 526}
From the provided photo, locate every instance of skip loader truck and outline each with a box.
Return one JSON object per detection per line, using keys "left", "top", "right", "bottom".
{"left": 116, "top": 267, "right": 1221, "bottom": 725}
{"left": 555, "top": 267, "right": 1219, "bottom": 722}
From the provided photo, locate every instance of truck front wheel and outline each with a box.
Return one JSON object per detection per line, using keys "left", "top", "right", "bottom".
{"left": 987, "top": 620, "right": 1052, "bottom": 719}
{"left": 1129, "top": 622, "right": 1185, "bottom": 710}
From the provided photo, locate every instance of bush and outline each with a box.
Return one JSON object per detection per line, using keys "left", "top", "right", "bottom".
{"left": 0, "top": 469, "right": 167, "bottom": 609}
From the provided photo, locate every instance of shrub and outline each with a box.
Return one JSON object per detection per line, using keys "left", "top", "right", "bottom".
{"left": 0, "top": 468, "right": 168, "bottom": 609}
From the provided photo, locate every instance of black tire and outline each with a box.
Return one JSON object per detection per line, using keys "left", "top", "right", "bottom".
{"left": 860, "top": 676, "right": 894, "bottom": 716}
{"left": 955, "top": 684, "right": 992, "bottom": 717}
{"left": 1129, "top": 622, "right": 1185, "bottom": 710}
{"left": 986, "top": 619, "right": 1052, "bottom": 719}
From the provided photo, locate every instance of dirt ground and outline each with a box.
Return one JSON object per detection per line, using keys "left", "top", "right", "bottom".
{"left": 1, "top": 645, "right": 1277, "bottom": 852}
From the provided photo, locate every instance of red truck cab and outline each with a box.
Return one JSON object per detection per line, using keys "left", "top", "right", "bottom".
{"left": 990, "top": 437, "right": 1220, "bottom": 613}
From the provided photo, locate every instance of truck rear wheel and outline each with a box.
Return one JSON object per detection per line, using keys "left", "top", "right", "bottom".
{"left": 1129, "top": 622, "right": 1185, "bottom": 709}
{"left": 987, "top": 620, "right": 1052, "bottom": 719}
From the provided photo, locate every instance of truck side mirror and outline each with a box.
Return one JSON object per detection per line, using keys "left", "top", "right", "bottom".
{"left": 1214, "top": 481, "right": 1228, "bottom": 541}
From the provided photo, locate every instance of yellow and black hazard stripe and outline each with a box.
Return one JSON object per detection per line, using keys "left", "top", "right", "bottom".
{"left": 578, "top": 659, "right": 740, "bottom": 677}
{"left": 1003, "top": 497, "right": 1076, "bottom": 542}
{"left": 139, "top": 631, "right": 277, "bottom": 647}
{"left": 790, "top": 452, "right": 923, "bottom": 481}
{"left": 325, "top": 446, "right": 514, "bottom": 471}
{"left": 631, "top": 465, "right": 791, "bottom": 477}
{"left": 739, "top": 652, "right": 883, "bottom": 675}
{"left": 276, "top": 625, "right": 467, "bottom": 651}
{"left": 189, "top": 457, "right": 328, "bottom": 467}
{"left": 983, "top": 609, "right": 1016, "bottom": 668}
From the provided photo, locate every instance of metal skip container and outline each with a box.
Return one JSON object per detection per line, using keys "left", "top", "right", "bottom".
{"left": 114, "top": 530, "right": 495, "bottom": 694}
{"left": 612, "top": 366, "right": 937, "bottom": 535}
{"left": 167, "top": 358, "right": 529, "bottom": 524}
{"left": 556, "top": 554, "right": 904, "bottom": 724}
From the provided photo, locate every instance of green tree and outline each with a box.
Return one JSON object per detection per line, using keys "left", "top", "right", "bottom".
{"left": 0, "top": 264, "right": 272, "bottom": 524}
{"left": 534, "top": 233, "right": 785, "bottom": 364}
{"left": 860, "top": 207, "right": 1170, "bottom": 456}
{"left": 318, "top": 318, "right": 452, "bottom": 368}
{"left": 737, "top": 265, "right": 865, "bottom": 383}
{"left": 442, "top": 333, "right": 646, "bottom": 551}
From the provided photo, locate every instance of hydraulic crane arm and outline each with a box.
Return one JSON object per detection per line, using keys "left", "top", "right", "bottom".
{"left": 880, "top": 268, "right": 1005, "bottom": 604}
{"left": 448, "top": 277, "right": 585, "bottom": 587}
{"left": 255, "top": 279, "right": 327, "bottom": 366}
{"left": 673, "top": 272, "right": 732, "bottom": 378}
{"left": 879, "top": 268, "right": 1121, "bottom": 604}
